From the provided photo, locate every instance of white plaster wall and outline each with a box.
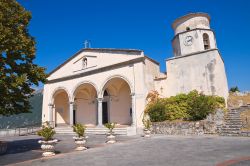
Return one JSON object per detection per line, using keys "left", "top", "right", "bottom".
{"left": 144, "top": 59, "right": 160, "bottom": 91}
{"left": 48, "top": 51, "right": 143, "bottom": 80}
{"left": 75, "top": 98, "right": 97, "bottom": 125}
{"left": 154, "top": 78, "right": 168, "bottom": 97}
{"left": 164, "top": 50, "right": 228, "bottom": 100}
{"left": 42, "top": 84, "right": 49, "bottom": 123}
{"left": 134, "top": 62, "right": 148, "bottom": 128}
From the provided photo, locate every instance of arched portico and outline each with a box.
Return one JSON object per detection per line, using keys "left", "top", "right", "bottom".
{"left": 50, "top": 88, "right": 70, "bottom": 127}
{"left": 73, "top": 83, "right": 98, "bottom": 126}
{"left": 97, "top": 76, "right": 135, "bottom": 126}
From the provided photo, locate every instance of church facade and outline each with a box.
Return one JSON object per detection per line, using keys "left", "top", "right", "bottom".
{"left": 42, "top": 13, "right": 228, "bottom": 135}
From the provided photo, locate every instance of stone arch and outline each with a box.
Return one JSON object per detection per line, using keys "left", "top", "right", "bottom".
{"left": 72, "top": 81, "right": 99, "bottom": 100}
{"left": 100, "top": 75, "right": 133, "bottom": 125}
{"left": 50, "top": 86, "right": 71, "bottom": 104}
{"left": 203, "top": 33, "right": 210, "bottom": 50}
{"left": 99, "top": 74, "right": 133, "bottom": 98}
{"left": 51, "top": 87, "right": 71, "bottom": 126}
{"left": 72, "top": 81, "right": 99, "bottom": 126}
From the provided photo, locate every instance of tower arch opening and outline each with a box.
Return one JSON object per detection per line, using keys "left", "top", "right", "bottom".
{"left": 203, "top": 33, "right": 210, "bottom": 50}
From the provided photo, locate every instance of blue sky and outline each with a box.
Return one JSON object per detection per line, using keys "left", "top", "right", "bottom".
{"left": 18, "top": 0, "right": 250, "bottom": 91}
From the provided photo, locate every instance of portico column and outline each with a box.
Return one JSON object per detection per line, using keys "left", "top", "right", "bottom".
{"left": 97, "top": 98, "right": 103, "bottom": 126}
{"left": 69, "top": 101, "right": 74, "bottom": 126}
{"left": 131, "top": 93, "right": 136, "bottom": 126}
{"left": 48, "top": 103, "right": 53, "bottom": 124}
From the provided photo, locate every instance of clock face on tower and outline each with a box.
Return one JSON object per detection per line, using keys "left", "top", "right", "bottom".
{"left": 184, "top": 36, "right": 193, "bottom": 46}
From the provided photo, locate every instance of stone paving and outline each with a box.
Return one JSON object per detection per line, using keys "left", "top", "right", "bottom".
{"left": 0, "top": 134, "right": 139, "bottom": 165}
{"left": 1, "top": 135, "right": 250, "bottom": 166}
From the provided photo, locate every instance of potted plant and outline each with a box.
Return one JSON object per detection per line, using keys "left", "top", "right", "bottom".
{"left": 104, "top": 122, "right": 116, "bottom": 144}
{"left": 72, "top": 123, "right": 87, "bottom": 151}
{"left": 37, "top": 121, "right": 57, "bottom": 157}
{"left": 143, "top": 119, "right": 152, "bottom": 138}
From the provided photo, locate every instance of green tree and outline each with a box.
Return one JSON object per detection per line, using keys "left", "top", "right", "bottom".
{"left": 0, "top": 0, "right": 46, "bottom": 115}
{"left": 229, "top": 86, "right": 240, "bottom": 93}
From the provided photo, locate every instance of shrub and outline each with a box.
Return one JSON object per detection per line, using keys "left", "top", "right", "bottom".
{"left": 147, "top": 100, "right": 166, "bottom": 122}
{"left": 104, "top": 122, "right": 116, "bottom": 133}
{"left": 186, "top": 91, "right": 225, "bottom": 121}
{"left": 145, "top": 90, "right": 225, "bottom": 122}
{"left": 73, "top": 123, "right": 86, "bottom": 137}
{"left": 164, "top": 94, "right": 190, "bottom": 120}
{"left": 37, "top": 122, "right": 56, "bottom": 141}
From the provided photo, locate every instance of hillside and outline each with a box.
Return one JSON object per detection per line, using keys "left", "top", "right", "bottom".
{"left": 0, "top": 90, "right": 43, "bottom": 129}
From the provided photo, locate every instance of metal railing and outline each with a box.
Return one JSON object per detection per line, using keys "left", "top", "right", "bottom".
{"left": 0, "top": 122, "right": 41, "bottom": 137}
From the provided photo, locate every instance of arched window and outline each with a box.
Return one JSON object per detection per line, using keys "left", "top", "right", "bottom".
{"left": 104, "top": 90, "right": 109, "bottom": 96}
{"left": 203, "top": 33, "right": 210, "bottom": 50}
{"left": 82, "top": 57, "right": 87, "bottom": 68}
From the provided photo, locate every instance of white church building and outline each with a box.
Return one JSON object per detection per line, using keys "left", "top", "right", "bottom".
{"left": 42, "top": 13, "right": 228, "bottom": 135}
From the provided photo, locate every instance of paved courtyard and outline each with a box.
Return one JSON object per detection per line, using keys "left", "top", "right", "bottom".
{"left": 1, "top": 134, "right": 250, "bottom": 166}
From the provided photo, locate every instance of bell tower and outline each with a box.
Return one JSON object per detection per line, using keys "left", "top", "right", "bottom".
{"left": 172, "top": 13, "right": 217, "bottom": 57}
{"left": 165, "top": 13, "right": 229, "bottom": 101}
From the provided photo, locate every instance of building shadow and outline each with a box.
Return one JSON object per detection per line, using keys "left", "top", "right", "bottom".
{"left": 0, "top": 138, "right": 42, "bottom": 165}
{"left": 6, "top": 138, "right": 41, "bottom": 154}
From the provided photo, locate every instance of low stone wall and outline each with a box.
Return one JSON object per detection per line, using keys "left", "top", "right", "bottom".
{"left": 151, "top": 109, "right": 224, "bottom": 136}
{"left": 152, "top": 120, "right": 217, "bottom": 136}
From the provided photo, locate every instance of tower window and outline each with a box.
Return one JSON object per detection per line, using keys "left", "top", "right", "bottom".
{"left": 203, "top": 33, "right": 210, "bottom": 50}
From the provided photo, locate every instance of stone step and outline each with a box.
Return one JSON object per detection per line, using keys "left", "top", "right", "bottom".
{"left": 225, "top": 117, "right": 242, "bottom": 121}
{"left": 223, "top": 125, "right": 242, "bottom": 128}
{"left": 225, "top": 121, "right": 242, "bottom": 124}
{"left": 241, "top": 105, "right": 250, "bottom": 108}
{"left": 224, "top": 119, "right": 242, "bottom": 122}
{"left": 221, "top": 131, "right": 240, "bottom": 134}
{"left": 55, "top": 127, "right": 128, "bottom": 135}
{"left": 225, "top": 124, "right": 242, "bottom": 126}
{"left": 225, "top": 116, "right": 240, "bottom": 118}
{"left": 225, "top": 122, "right": 241, "bottom": 124}
{"left": 225, "top": 119, "right": 242, "bottom": 121}
{"left": 222, "top": 126, "right": 241, "bottom": 129}
{"left": 220, "top": 133, "right": 239, "bottom": 136}
{"left": 222, "top": 124, "right": 242, "bottom": 128}
{"left": 221, "top": 128, "right": 241, "bottom": 130}
{"left": 226, "top": 114, "right": 240, "bottom": 116}
{"left": 221, "top": 129, "right": 241, "bottom": 131}
{"left": 221, "top": 129, "right": 240, "bottom": 133}
{"left": 222, "top": 125, "right": 241, "bottom": 127}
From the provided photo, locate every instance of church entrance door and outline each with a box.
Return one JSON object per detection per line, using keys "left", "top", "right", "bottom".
{"left": 102, "top": 102, "right": 108, "bottom": 124}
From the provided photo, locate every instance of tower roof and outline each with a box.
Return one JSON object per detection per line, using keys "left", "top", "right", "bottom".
{"left": 172, "top": 13, "right": 210, "bottom": 30}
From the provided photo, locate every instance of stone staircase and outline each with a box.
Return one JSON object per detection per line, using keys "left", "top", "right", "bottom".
{"left": 220, "top": 108, "right": 243, "bottom": 136}
{"left": 55, "top": 126, "right": 136, "bottom": 136}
